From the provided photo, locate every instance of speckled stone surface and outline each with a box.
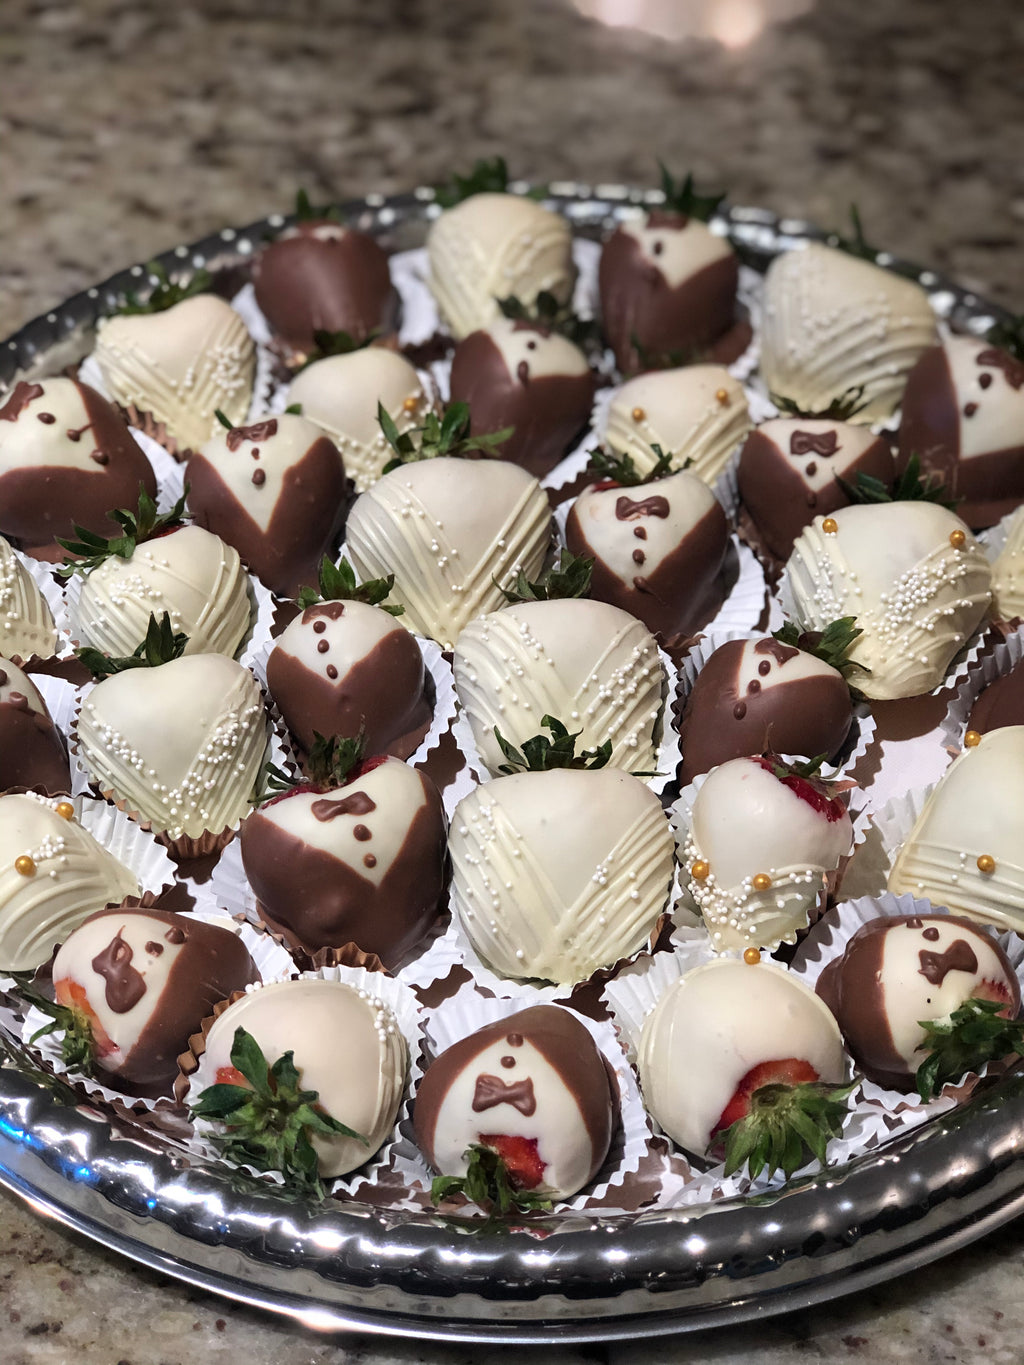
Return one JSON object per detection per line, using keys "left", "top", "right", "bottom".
{"left": 2, "top": 0, "right": 1024, "bottom": 1358}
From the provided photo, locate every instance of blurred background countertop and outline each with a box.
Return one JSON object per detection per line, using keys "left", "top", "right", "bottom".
{"left": 1, "top": 1, "right": 1023, "bottom": 1361}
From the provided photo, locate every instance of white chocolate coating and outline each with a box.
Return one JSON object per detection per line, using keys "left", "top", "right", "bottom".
{"left": 0, "top": 793, "right": 139, "bottom": 972}
{"left": 95, "top": 295, "right": 256, "bottom": 450}
{"left": 427, "top": 193, "right": 575, "bottom": 341}
{"left": 0, "top": 377, "right": 140, "bottom": 475}
{"left": 0, "top": 537, "right": 56, "bottom": 661}
{"left": 874, "top": 918, "right": 1015, "bottom": 1070}
{"left": 345, "top": 457, "right": 552, "bottom": 649}
{"left": 783, "top": 502, "right": 991, "bottom": 700}
{"left": 270, "top": 598, "right": 411, "bottom": 689}
{"left": 622, "top": 216, "right": 733, "bottom": 290}
{"left": 452, "top": 599, "right": 664, "bottom": 776}
{"left": 254, "top": 759, "right": 433, "bottom": 891}
{"left": 946, "top": 334, "right": 1024, "bottom": 460}
{"left": 753, "top": 418, "right": 884, "bottom": 495}
{"left": 0, "top": 657, "right": 48, "bottom": 717}
{"left": 287, "top": 349, "right": 431, "bottom": 494}
{"left": 760, "top": 243, "right": 937, "bottom": 421}
{"left": 606, "top": 366, "right": 751, "bottom": 485}
{"left": 484, "top": 315, "right": 590, "bottom": 380}
{"left": 52, "top": 911, "right": 188, "bottom": 1070}
{"left": 77, "top": 654, "right": 268, "bottom": 840}
{"left": 74, "top": 525, "right": 251, "bottom": 659}
{"left": 428, "top": 1032, "right": 601, "bottom": 1199}
{"left": 569, "top": 468, "right": 720, "bottom": 588}
{"left": 991, "top": 505, "right": 1024, "bottom": 620}
{"left": 200, "top": 978, "right": 407, "bottom": 1177}
{"left": 684, "top": 758, "right": 853, "bottom": 952}
{"left": 888, "top": 727, "right": 1024, "bottom": 932}
{"left": 450, "top": 768, "right": 675, "bottom": 984}
{"left": 195, "top": 412, "right": 338, "bottom": 535}
{"left": 637, "top": 958, "right": 846, "bottom": 1156}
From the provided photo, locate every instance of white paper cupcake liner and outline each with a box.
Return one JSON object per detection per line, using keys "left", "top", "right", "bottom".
{"left": 790, "top": 891, "right": 1024, "bottom": 1119}
{"left": 77, "top": 793, "right": 178, "bottom": 892}
{"left": 184, "top": 964, "right": 424, "bottom": 1200}
{"left": 673, "top": 626, "right": 877, "bottom": 782}
{"left": 979, "top": 506, "right": 1024, "bottom": 623}
{"left": 940, "top": 622, "right": 1024, "bottom": 754}
{"left": 389, "top": 247, "right": 441, "bottom": 349}
{"left": 391, "top": 985, "right": 655, "bottom": 1214}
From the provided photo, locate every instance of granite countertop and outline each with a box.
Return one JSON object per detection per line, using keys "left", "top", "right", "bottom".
{"left": 1, "top": 0, "right": 1023, "bottom": 1360}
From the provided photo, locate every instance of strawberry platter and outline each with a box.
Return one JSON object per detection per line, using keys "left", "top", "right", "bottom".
{"left": 0, "top": 181, "right": 1023, "bottom": 1342}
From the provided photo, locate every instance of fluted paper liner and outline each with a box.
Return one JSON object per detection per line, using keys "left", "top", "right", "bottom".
{"left": 790, "top": 891, "right": 1024, "bottom": 1120}
{"left": 390, "top": 984, "right": 657, "bottom": 1214}
{"left": 672, "top": 626, "right": 877, "bottom": 784}
{"left": 940, "top": 622, "right": 1024, "bottom": 754}
{"left": 177, "top": 964, "right": 424, "bottom": 1200}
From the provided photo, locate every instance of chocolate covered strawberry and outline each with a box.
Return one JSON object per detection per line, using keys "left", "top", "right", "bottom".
{"left": 816, "top": 913, "right": 1023, "bottom": 1095}
{"left": 679, "top": 754, "right": 855, "bottom": 951}
{"left": 564, "top": 447, "right": 729, "bottom": 648}
{"left": 239, "top": 734, "right": 447, "bottom": 966}
{"left": 0, "top": 657, "right": 70, "bottom": 796}
{"left": 638, "top": 958, "right": 849, "bottom": 1178}
{"left": 265, "top": 555, "right": 431, "bottom": 762}
{"left": 598, "top": 167, "right": 743, "bottom": 376}
{"left": 252, "top": 193, "right": 399, "bottom": 357}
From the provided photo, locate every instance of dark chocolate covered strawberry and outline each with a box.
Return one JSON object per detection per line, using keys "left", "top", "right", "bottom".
{"left": 564, "top": 448, "right": 728, "bottom": 647}
{"left": 239, "top": 735, "right": 447, "bottom": 965}
{"left": 898, "top": 334, "right": 1024, "bottom": 530}
{"left": 252, "top": 195, "right": 399, "bottom": 356}
{"left": 676, "top": 620, "right": 861, "bottom": 786}
{"left": 265, "top": 556, "right": 431, "bottom": 761}
{"left": 598, "top": 168, "right": 743, "bottom": 376}
{"left": 816, "top": 913, "right": 1022, "bottom": 1094}
{"left": 0, "top": 657, "right": 70, "bottom": 796}
{"left": 739, "top": 409, "right": 894, "bottom": 563}
{"left": 448, "top": 313, "right": 596, "bottom": 480}
{"left": 637, "top": 957, "right": 849, "bottom": 1177}
{"left": 0, "top": 377, "right": 158, "bottom": 561}
{"left": 186, "top": 411, "right": 346, "bottom": 597}
{"left": 415, "top": 1004, "right": 618, "bottom": 1204}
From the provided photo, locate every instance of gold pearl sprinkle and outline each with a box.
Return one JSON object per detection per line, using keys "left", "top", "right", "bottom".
{"left": 977, "top": 854, "right": 996, "bottom": 875}
{"left": 631, "top": 406, "right": 646, "bottom": 423}
{"left": 55, "top": 800, "right": 74, "bottom": 821}
{"left": 15, "top": 856, "right": 35, "bottom": 877}
{"left": 743, "top": 947, "right": 761, "bottom": 965}
{"left": 822, "top": 517, "right": 838, "bottom": 535}
{"left": 752, "top": 872, "right": 772, "bottom": 892}
{"left": 964, "top": 730, "right": 982, "bottom": 748}
{"left": 690, "top": 859, "right": 710, "bottom": 882}
{"left": 402, "top": 396, "right": 419, "bottom": 414}
{"left": 715, "top": 387, "right": 729, "bottom": 405}
{"left": 949, "top": 529, "right": 967, "bottom": 550}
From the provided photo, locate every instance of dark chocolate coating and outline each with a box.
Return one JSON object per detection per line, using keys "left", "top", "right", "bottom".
{"left": 967, "top": 662, "right": 1024, "bottom": 735}
{"left": 738, "top": 425, "right": 894, "bottom": 563}
{"left": 239, "top": 767, "right": 447, "bottom": 964}
{"left": 598, "top": 218, "right": 739, "bottom": 376}
{"left": 265, "top": 603, "right": 433, "bottom": 759}
{"left": 448, "top": 327, "right": 597, "bottom": 480}
{"left": 185, "top": 434, "right": 346, "bottom": 597}
{"left": 0, "top": 700, "right": 71, "bottom": 796}
{"left": 413, "top": 1005, "right": 617, "bottom": 1187}
{"left": 676, "top": 637, "right": 854, "bottom": 786}
{"left": 565, "top": 491, "right": 728, "bottom": 647}
{"left": 816, "top": 914, "right": 1020, "bottom": 1091}
{"left": 898, "top": 344, "right": 1024, "bottom": 531}
{"left": 55, "top": 905, "right": 260, "bottom": 1089}
{"left": 252, "top": 223, "right": 399, "bottom": 353}
{"left": 0, "top": 381, "right": 158, "bottom": 560}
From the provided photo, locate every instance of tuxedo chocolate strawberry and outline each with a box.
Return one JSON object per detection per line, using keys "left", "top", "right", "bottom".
{"left": 898, "top": 335, "right": 1024, "bottom": 530}
{"left": 680, "top": 755, "right": 854, "bottom": 951}
{"left": 240, "top": 740, "right": 447, "bottom": 965}
{"left": 816, "top": 913, "right": 1021, "bottom": 1093}
{"left": 415, "top": 1005, "right": 618, "bottom": 1203}
{"left": 252, "top": 211, "right": 399, "bottom": 356}
{"left": 0, "top": 658, "right": 70, "bottom": 796}
{"left": 0, "top": 378, "right": 158, "bottom": 560}
{"left": 564, "top": 462, "right": 728, "bottom": 645}
{"left": 186, "top": 412, "right": 346, "bottom": 597}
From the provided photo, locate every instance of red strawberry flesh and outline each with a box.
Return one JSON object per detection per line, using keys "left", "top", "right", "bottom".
{"left": 711, "top": 1057, "right": 819, "bottom": 1137}
{"left": 752, "top": 755, "right": 846, "bottom": 822}
{"left": 972, "top": 977, "right": 1017, "bottom": 1018}
{"left": 478, "top": 1134, "right": 547, "bottom": 1190}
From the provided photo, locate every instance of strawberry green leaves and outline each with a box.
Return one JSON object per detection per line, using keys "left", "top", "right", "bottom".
{"left": 76, "top": 611, "right": 188, "bottom": 679}
{"left": 11, "top": 972, "right": 95, "bottom": 1075}
{"left": 56, "top": 487, "right": 189, "bottom": 578}
{"left": 915, "top": 998, "right": 1024, "bottom": 1102}
{"left": 296, "top": 554, "right": 404, "bottom": 615}
{"left": 718, "top": 1077, "right": 857, "bottom": 1181}
{"left": 378, "top": 401, "right": 512, "bottom": 473}
{"left": 494, "top": 715, "right": 612, "bottom": 774}
{"left": 497, "top": 549, "right": 593, "bottom": 605}
{"left": 430, "top": 1143, "right": 552, "bottom": 1217}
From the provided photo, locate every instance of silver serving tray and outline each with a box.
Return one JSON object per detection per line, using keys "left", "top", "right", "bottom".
{"left": 0, "top": 186, "right": 1021, "bottom": 1344}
